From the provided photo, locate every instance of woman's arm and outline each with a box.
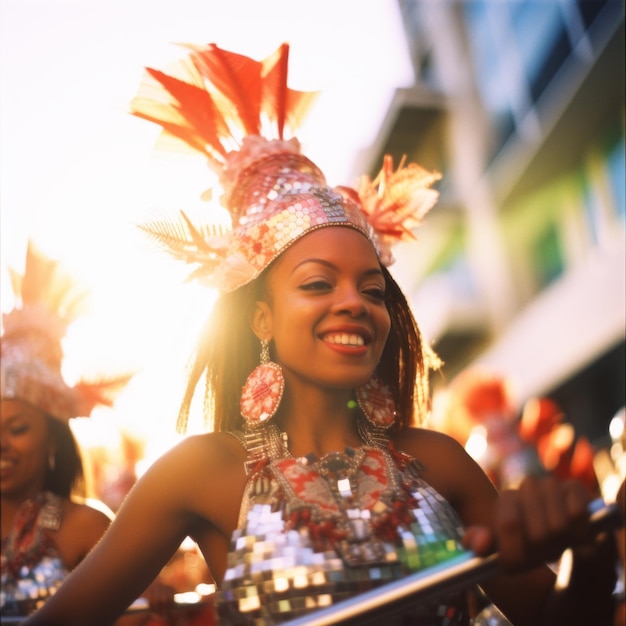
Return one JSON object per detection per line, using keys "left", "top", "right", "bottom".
{"left": 399, "top": 428, "right": 618, "bottom": 626}
{"left": 22, "top": 433, "right": 240, "bottom": 626}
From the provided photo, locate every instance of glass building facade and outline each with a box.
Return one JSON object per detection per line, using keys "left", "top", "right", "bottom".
{"left": 372, "top": 0, "right": 625, "bottom": 440}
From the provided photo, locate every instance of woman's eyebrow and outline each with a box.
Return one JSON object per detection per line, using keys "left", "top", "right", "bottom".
{"left": 290, "top": 258, "right": 384, "bottom": 277}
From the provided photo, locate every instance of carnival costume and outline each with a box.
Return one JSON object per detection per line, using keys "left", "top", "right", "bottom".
{"left": 131, "top": 43, "right": 469, "bottom": 624}
{"left": 1, "top": 243, "right": 131, "bottom": 616}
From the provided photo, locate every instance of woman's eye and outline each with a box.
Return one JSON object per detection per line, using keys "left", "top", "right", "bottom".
{"left": 300, "top": 280, "right": 332, "bottom": 291}
{"left": 10, "top": 423, "right": 29, "bottom": 436}
{"left": 364, "top": 287, "right": 386, "bottom": 301}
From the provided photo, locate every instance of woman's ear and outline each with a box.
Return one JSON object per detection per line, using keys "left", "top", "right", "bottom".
{"left": 251, "top": 301, "right": 273, "bottom": 341}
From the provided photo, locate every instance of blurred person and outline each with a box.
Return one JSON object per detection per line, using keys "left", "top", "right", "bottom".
{"left": 433, "top": 368, "right": 544, "bottom": 489}
{"left": 0, "top": 242, "right": 133, "bottom": 619}
{"left": 435, "top": 369, "right": 600, "bottom": 496}
{"left": 21, "top": 43, "right": 620, "bottom": 626}
{"left": 520, "top": 397, "right": 600, "bottom": 495}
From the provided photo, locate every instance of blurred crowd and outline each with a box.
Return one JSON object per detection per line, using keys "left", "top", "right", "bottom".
{"left": 429, "top": 367, "right": 625, "bottom": 625}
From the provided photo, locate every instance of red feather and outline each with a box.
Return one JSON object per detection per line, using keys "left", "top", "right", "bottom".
{"left": 130, "top": 68, "right": 230, "bottom": 161}
{"left": 186, "top": 43, "right": 263, "bottom": 137}
{"left": 261, "top": 43, "right": 319, "bottom": 139}
{"left": 130, "top": 43, "right": 318, "bottom": 172}
{"left": 261, "top": 43, "right": 289, "bottom": 139}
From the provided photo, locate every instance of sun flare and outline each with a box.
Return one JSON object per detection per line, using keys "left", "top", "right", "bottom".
{"left": 1, "top": 0, "right": 412, "bottom": 505}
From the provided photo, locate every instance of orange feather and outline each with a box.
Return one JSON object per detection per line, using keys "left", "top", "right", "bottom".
{"left": 16, "top": 242, "right": 88, "bottom": 325}
{"left": 130, "top": 68, "right": 230, "bottom": 161}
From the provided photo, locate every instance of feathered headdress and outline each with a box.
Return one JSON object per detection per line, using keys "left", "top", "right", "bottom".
{"left": 1, "top": 242, "right": 132, "bottom": 422}
{"left": 130, "top": 42, "right": 441, "bottom": 292}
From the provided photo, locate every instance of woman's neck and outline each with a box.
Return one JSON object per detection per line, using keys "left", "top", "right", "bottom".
{"left": 276, "top": 387, "right": 363, "bottom": 458}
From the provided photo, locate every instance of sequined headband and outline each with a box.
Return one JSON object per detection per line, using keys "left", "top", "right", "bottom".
{"left": 131, "top": 43, "right": 441, "bottom": 293}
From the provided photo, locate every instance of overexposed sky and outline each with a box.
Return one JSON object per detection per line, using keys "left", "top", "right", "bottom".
{"left": 0, "top": 0, "right": 413, "bottom": 451}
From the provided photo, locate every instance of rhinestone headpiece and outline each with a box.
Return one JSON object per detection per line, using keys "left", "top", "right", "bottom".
{"left": 131, "top": 43, "right": 441, "bottom": 292}
{"left": 1, "top": 242, "right": 132, "bottom": 422}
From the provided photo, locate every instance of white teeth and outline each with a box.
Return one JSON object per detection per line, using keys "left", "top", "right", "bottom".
{"left": 325, "top": 334, "right": 365, "bottom": 346}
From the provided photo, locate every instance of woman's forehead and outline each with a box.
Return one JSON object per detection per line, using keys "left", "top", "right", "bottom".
{"left": 1, "top": 398, "right": 47, "bottom": 421}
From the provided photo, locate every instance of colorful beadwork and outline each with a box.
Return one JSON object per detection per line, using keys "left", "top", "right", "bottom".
{"left": 1, "top": 492, "right": 68, "bottom": 617}
{"left": 356, "top": 376, "right": 397, "bottom": 429}
{"left": 240, "top": 362, "right": 285, "bottom": 425}
{"left": 216, "top": 423, "right": 470, "bottom": 625}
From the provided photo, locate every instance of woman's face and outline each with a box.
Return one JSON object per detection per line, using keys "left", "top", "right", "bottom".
{"left": 0, "top": 398, "right": 52, "bottom": 500}
{"left": 257, "top": 227, "right": 391, "bottom": 392}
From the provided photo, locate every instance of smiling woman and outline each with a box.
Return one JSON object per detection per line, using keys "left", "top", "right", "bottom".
{"left": 0, "top": 242, "right": 133, "bottom": 619}
{"left": 20, "top": 40, "right": 619, "bottom": 626}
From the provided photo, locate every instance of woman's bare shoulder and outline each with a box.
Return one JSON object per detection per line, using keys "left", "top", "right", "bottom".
{"left": 392, "top": 426, "right": 498, "bottom": 518}
{"left": 134, "top": 430, "right": 248, "bottom": 516}
{"left": 158, "top": 430, "right": 246, "bottom": 470}
{"left": 392, "top": 425, "right": 466, "bottom": 459}
{"left": 56, "top": 499, "right": 113, "bottom": 568}
{"left": 64, "top": 498, "right": 112, "bottom": 529}
{"left": 392, "top": 427, "right": 471, "bottom": 487}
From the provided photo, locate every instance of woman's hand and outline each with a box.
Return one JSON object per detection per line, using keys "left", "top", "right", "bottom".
{"left": 142, "top": 577, "right": 178, "bottom": 617}
{"left": 463, "top": 474, "right": 595, "bottom": 571}
{"left": 463, "top": 474, "right": 619, "bottom": 626}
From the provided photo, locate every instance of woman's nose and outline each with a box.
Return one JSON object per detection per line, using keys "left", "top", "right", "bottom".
{"left": 333, "top": 285, "right": 368, "bottom": 316}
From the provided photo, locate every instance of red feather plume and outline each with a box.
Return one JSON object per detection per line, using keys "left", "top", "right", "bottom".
{"left": 129, "top": 43, "right": 319, "bottom": 176}
{"left": 185, "top": 43, "right": 263, "bottom": 137}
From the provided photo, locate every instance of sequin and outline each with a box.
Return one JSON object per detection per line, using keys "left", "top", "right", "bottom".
{"left": 216, "top": 423, "right": 470, "bottom": 625}
{"left": 1, "top": 493, "right": 68, "bottom": 618}
{"left": 219, "top": 153, "right": 376, "bottom": 293}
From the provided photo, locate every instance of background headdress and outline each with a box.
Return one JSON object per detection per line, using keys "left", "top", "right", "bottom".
{"left": 131, "top": 43, "right": 441, "bottom": 292}
{"left": 1, "top": 242, "right": 132, "bottom": 422}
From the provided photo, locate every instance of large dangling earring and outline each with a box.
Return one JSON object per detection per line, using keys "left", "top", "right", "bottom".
{"left": 356, "top": 376, "right": 397, "bottom": 430}
{"left": 240, "top": 339, "right": 285, "bottom": 426}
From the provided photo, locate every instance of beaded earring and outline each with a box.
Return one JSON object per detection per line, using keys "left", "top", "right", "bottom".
{"left": 240, "top": 339, "right": 285, "bottom": 426}
{"left": 356, "top": 376, "right": 397, "bottom": 430}
{"left": 355, "top": 376, "right": 397, "bottom": 448}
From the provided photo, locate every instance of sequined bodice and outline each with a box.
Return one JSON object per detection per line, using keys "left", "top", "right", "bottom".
{"left": 1, "top": 491, "right": 69, "bottom": 617}
{"left": 216, "top": 425, "right": 470, "bottom": 625}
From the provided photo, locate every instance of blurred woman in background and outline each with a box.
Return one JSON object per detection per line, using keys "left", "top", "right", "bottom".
{"left": 1, "top": 242, "right": 131, "bottom": 618}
